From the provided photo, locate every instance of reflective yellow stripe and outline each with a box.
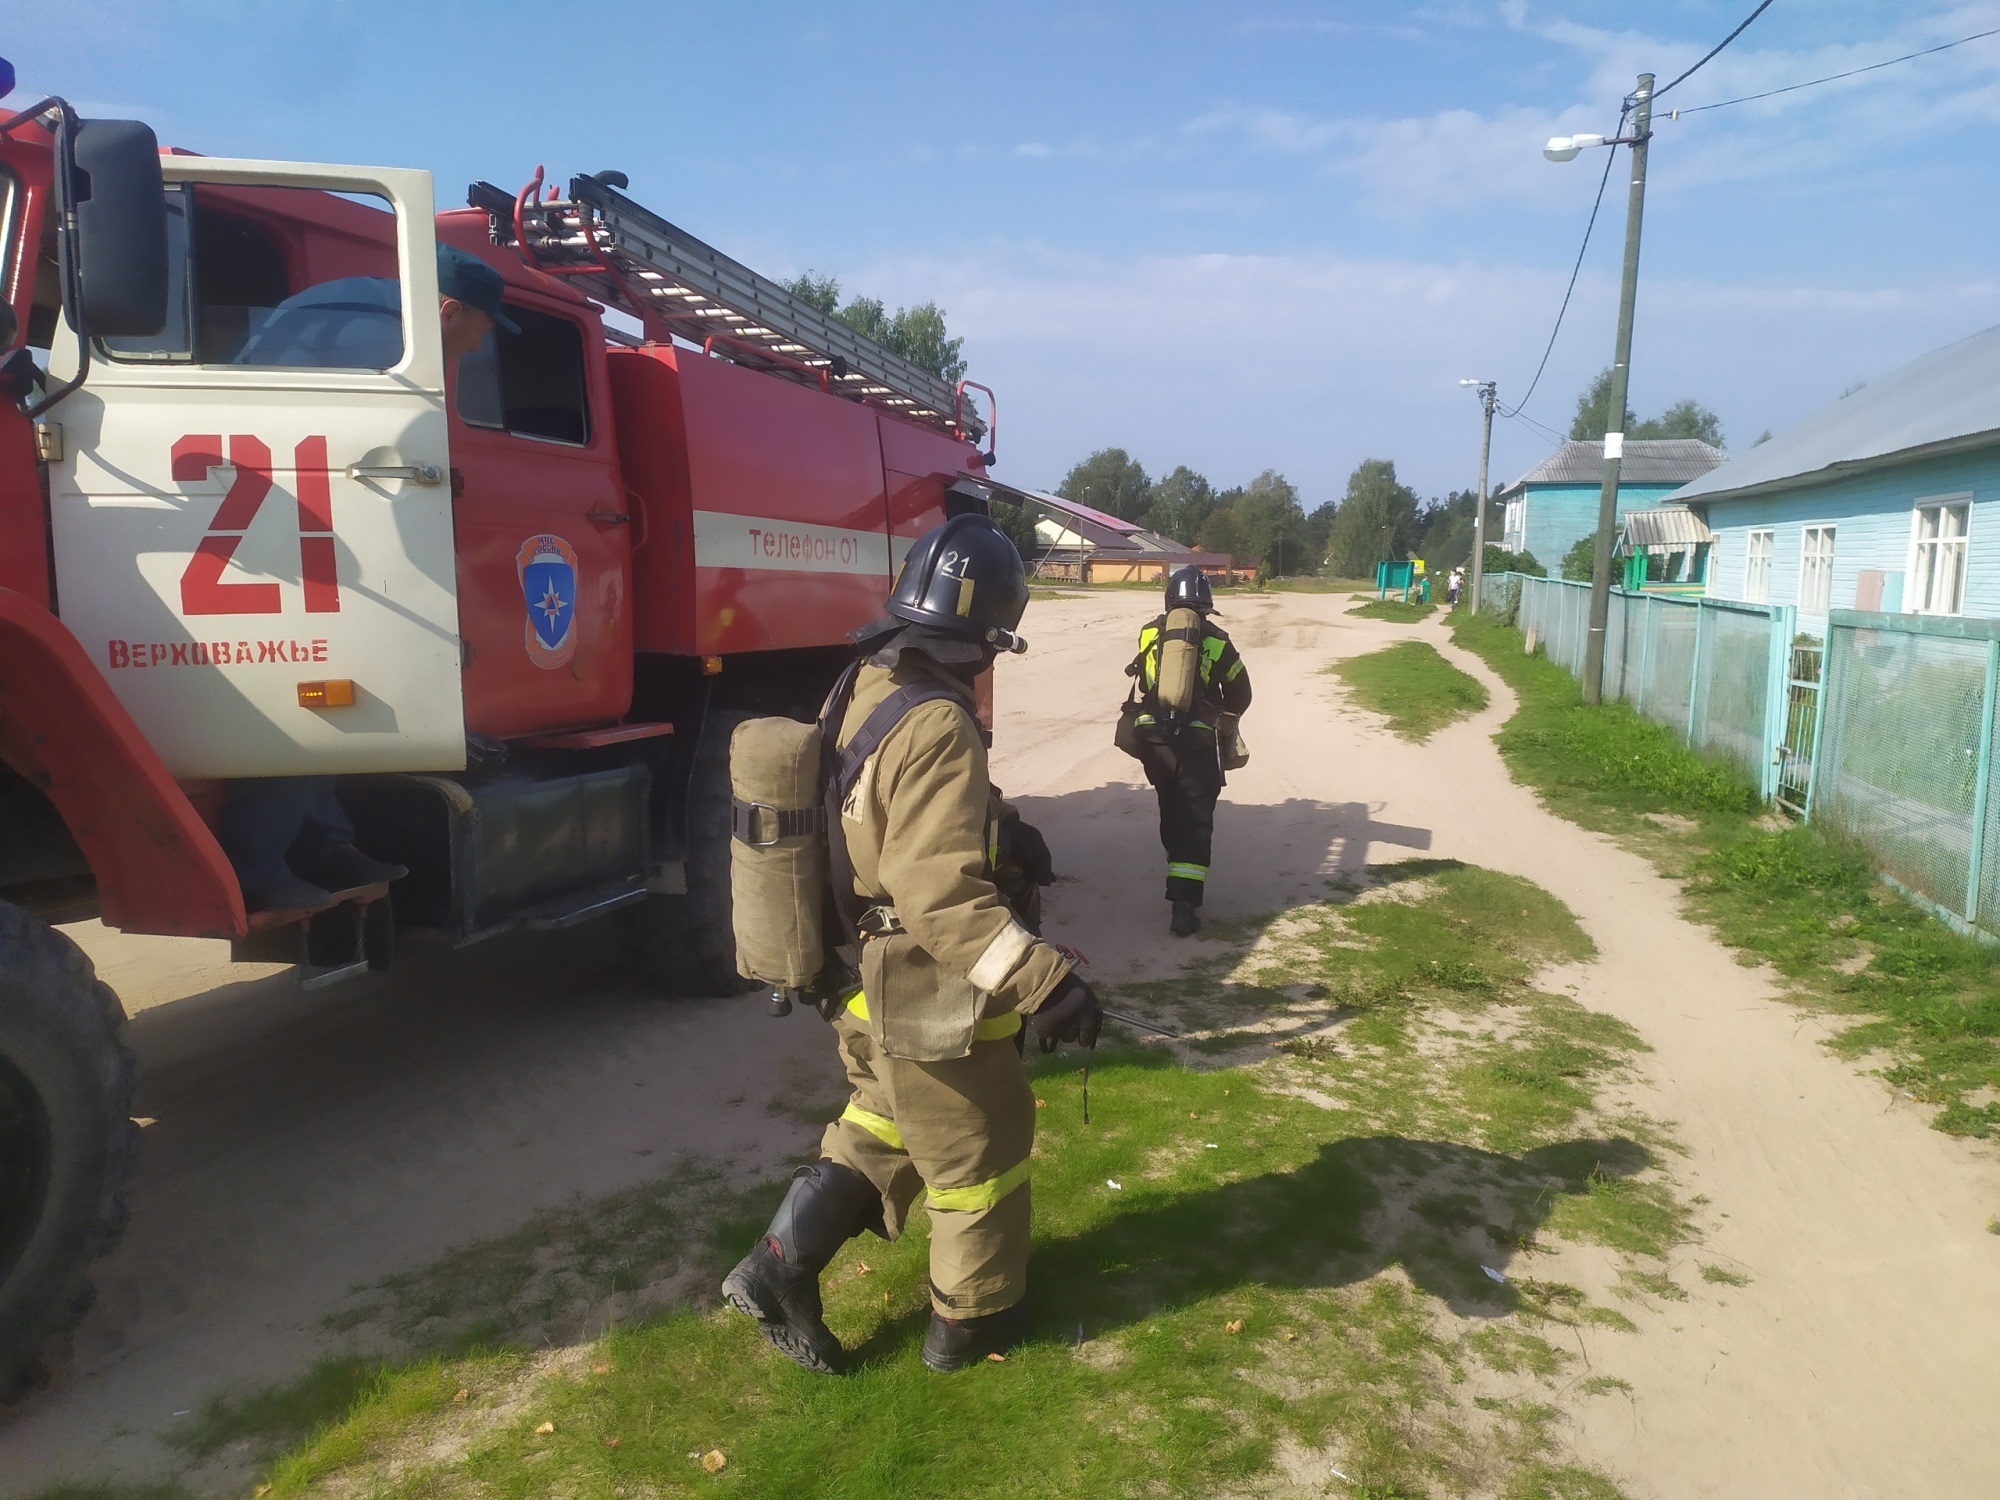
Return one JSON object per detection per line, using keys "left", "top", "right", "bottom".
{"left": 1168, "top": 862, "right": 1208, "bottom": 881}
{"left": 1200, "top": 633, "right": 1226, "bottom": 684}
{"left": 849, "top": 993, "right": 1022, "bottom": 1042}
{"left": 927, "top": 1156, "right": 1031, "bottom": 1213}
{"left": 1137, "top": 625, "right": 1160, "bottom": 691}
{"left": 1224, "top": 658, "right": 1245, "bottom": 682}
{"left": 977, "top": 1010, "right": 1023, "bottom": 1041}
{"left": 840, "top": 1102, "right": 904, "bottom": 1149}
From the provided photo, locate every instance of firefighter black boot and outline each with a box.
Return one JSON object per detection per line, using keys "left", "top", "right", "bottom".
{"left": 1170, "top": 900, "right": 1201, "bottom": 937}
{"left": 922, "top": 1302, "right": 1031, "bottom": 1373}
{"left": 722, "top": 1159, "right": 879, "bottom": 1374}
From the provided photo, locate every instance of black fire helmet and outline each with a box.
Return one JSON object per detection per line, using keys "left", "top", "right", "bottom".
{"left": 874, "top": 513, "right": 1031, "bottom": 655}
{"left": 1165, "top": 563, "right": 1215, "bottom": 614}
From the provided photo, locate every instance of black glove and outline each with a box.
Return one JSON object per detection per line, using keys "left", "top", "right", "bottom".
{"left": 1028, "top": 973, "right": 1103, "bottom": 1054}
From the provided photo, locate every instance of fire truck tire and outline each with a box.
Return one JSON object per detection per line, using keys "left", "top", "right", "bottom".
{"left": 0, "top": 901, "right": 138, "bottom": 1402}
{"left": 632, "top": 708, "right": 754, "bottom": 997}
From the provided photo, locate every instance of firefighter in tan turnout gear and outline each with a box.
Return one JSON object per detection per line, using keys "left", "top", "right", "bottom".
{"left": 723, "top": 514, "right": 1102, "bottom": 1374}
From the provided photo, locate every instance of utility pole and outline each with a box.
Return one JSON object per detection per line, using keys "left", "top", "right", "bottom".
{"left": 1462, "top": 379, "right": 1497, "bottom": 613}
{"left": 1581, "top": 72, "right": 1654, "bottom": 705}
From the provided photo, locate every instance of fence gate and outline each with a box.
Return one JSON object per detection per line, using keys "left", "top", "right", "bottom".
{"left": 1776, "top": 638, "right": 1823, "bottom": 817}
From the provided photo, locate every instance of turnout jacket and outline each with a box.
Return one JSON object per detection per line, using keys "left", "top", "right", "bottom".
{"left": 1131, "top": 613, "right": 1253, "bottom": 727}
{"left": 837, "top": 655, "right": 1072, "bottom": 1061}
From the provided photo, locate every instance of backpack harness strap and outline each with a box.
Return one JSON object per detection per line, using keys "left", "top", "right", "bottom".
{"left": 819, "top": 665, "right": 968, "bottom": 962}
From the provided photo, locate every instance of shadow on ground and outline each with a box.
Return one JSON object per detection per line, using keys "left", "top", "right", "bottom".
{"left": 1008, "top": 784, "right": 1433, "bottom": 893}
{"left": 846, "top": 1125, "right": 1650, "bottom": 1368}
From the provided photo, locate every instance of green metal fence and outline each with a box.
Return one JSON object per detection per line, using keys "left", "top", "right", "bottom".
{"left": 1487, "top": 575, "right": 1794, "bottom": 798}
{"left": 1813, "top": 610, "right": 2000, "bottom": 933}
{"left": 1477, "top": 580, "right": 2000, "bottom": 941}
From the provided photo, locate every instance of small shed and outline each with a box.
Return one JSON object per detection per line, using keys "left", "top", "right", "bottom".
{"left": 1618, "top": 504, "right": 1714, "bottom": 593}
{"left": 1494, "top": 438, "right": 1724, "bottom": 574}
{"left": 1674, "top": 323, "right": 2000, "bottom": 628}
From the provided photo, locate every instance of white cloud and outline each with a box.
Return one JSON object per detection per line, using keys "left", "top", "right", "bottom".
{"left": 837, "top": 241, "right": 2000, "bottom": 504}
{"left": 1180, "top": 7, "right": 2000, "bottom": 221}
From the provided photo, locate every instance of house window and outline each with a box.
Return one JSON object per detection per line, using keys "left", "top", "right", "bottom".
{"left": 1744, "top": 528, "right": 1773, "bottom": 603}
{"left": 1800, "top": 525, "right": 1836, "bottom": 614}
{"left": 1909, "top": 498, "right": 1970, "bottom": 615}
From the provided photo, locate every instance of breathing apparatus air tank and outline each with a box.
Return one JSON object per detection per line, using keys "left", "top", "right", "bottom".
{"left": 1155, "top": 605, "right": 1204, "bottom": 718}
{"left": 729, "top": 716, "right": 828, "bottom": 1010}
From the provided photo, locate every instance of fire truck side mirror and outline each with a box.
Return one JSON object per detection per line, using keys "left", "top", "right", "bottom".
{"left": 59, "top": 117, "right": 168, "bottom": 339}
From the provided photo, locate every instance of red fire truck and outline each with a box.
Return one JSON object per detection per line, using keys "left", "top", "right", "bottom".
{"left": 0, "top": 89, "right": 1025, "bottom": 1394}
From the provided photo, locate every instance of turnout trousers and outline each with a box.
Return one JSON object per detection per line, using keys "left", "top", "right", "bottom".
{"left": 820, "top": 1003, "right": 1036, "bottom": 1319}
{"left": 1138, "top": 727, "right": 1223, "bottom": 905}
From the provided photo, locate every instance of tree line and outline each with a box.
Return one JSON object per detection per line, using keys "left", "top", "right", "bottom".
{"left": 1030, "top": 449, "right": 1504, "bottom": 577}
{"left": 783, "top": 272, "right": 967, "bottom": 383}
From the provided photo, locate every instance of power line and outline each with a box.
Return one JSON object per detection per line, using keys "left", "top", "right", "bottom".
{"left": 1506, "top": 407, "right": 1571, "bottom": 448}
{"left": 1497, "top": 105, "right": 1626, "bottom": 422}
{"left": 1669, "top": 25, "right": 2000, "bottom": 115}
{"left": 1656, "top": 0, "right": 1778, "bottom": 99}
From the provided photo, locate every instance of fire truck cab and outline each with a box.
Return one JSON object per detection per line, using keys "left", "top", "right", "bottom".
{"left": 0, "top": 92, "right": 1015, "bottom": 1397}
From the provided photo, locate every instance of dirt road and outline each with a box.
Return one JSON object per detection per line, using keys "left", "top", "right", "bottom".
{"left": 4, "top": 588, "right": 1997, "bottom": 1497}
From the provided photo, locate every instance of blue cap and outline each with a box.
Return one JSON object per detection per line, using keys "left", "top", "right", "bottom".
{"left": 436, "top": 244, "right": 519, "bottom": 334}
{"left": 0, "top": 58, "right": 15, "bottom": 100}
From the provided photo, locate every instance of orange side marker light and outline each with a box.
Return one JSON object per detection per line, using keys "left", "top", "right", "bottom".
{"left": 297, "top": 679, "right": 356, "bottom": 708}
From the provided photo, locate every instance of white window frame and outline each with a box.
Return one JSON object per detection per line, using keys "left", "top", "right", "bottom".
{"left": 1743, "top": 527, "right": 1774, "bottom": 603}
{"left": 1799, "top": 523, "right": 1836, "bottom": 614}
{"left": 1906, "top": 492, "right": 1972, "bottom": 616}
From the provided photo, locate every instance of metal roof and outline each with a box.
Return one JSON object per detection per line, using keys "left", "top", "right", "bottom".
{"left": 1675, "top": 323, "right": 2000, "bottom": 504}
{"left": 1495, "top": 439, "right": 1725, "bottom": 497}
{"left": 1621, "top": 505, "right": 1712, "bottom": 549}
{"left": 1026, "top": 489, "right": 1143, "bottom": 534}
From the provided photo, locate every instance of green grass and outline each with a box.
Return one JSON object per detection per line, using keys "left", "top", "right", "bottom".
{"left": 169, "top": 862, "right": 1679, "bottom": 1500}
{"left": 1450, "top": 610, "right": 2000, "bottom": 1139}
{"left": 1349, "top": 597, "right": 1438, "bottom": 622}
{"left": 1258, "top": 576, "right": 1371, "bottom": 594}
{"left": 1332, "top": 640, "right": 1490, "bottom": 743}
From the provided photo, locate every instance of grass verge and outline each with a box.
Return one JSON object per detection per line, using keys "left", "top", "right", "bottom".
{"left": 1332, "top": 640, "right": 1490, "bottom": 742}
{"left": 140, "top": 863, "right": 1698, "bottom": 1500}
{"left": 1449, "top": 609, "right": 2000, "bottom": 1138}
{"left": 1349, "top": 597, "right": 1437, "bottom": 623}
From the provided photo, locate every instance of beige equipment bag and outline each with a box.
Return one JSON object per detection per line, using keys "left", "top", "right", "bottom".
{"left": 1156, "top": 606, "right": 1204, "bottom": 717}
{"left": 1218, "top": 713, "right": 1250, "bottom": 771}
{"left": 729, "top": 716, "right": 827, "bottom": 989}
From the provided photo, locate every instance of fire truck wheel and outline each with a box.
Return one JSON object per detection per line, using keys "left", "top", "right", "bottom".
{"left": 631, "top": 708, "right": 755, "bottom": 997}
{"left": 0, "top": 901, "right": 138, "bottom": 1402}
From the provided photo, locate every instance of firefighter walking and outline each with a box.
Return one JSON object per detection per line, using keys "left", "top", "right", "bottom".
{"left": 723, "top": 514, "right": 1102, "bottom": 1375}
{"left": 1125, "top": 565, "right": 1252, "bottom": 937}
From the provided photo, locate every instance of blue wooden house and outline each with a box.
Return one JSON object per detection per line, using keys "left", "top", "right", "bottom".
{"left": 1494, "top": 438, "right": 1724, "bottom": 574}
{"left": 1675, "top": 325, "right": 2000, "bottom": 631}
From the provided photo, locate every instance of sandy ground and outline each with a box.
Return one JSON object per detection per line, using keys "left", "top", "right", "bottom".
{"left": 2, "top": 587, "right": 1996, "bottom": 1497}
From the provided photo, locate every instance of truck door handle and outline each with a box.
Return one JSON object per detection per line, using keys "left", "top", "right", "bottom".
{"left": 346, "top": 463, "right": 443, "bottom": 486}
{"left": 586, "top": 509, "right": 631, "bottom": 525}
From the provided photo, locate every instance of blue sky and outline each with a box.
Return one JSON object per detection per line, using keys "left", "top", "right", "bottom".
{"left": 15, "top": 1, "right": 2000, "bottom": 506}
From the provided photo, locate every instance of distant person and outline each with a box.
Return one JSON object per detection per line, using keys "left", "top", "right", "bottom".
{"left": 218, "top": 246, "right": 518, "bottom": 911}
{"left": 1447, "top": 566, "right": 1464, "bottom": 608}
{"left": 1123, "top": 565, "right": 1252, "bottom": 937}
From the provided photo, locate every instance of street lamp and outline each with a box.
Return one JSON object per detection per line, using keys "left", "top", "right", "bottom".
{"left": 1544, "top": 74, "right": 1654, "bottom": 706}
{"left": 1541, "top": 133, "right": 1605, "bottom": 162}
{"left": 1458, "top": 378, "right": 1497, "bottom": 614}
